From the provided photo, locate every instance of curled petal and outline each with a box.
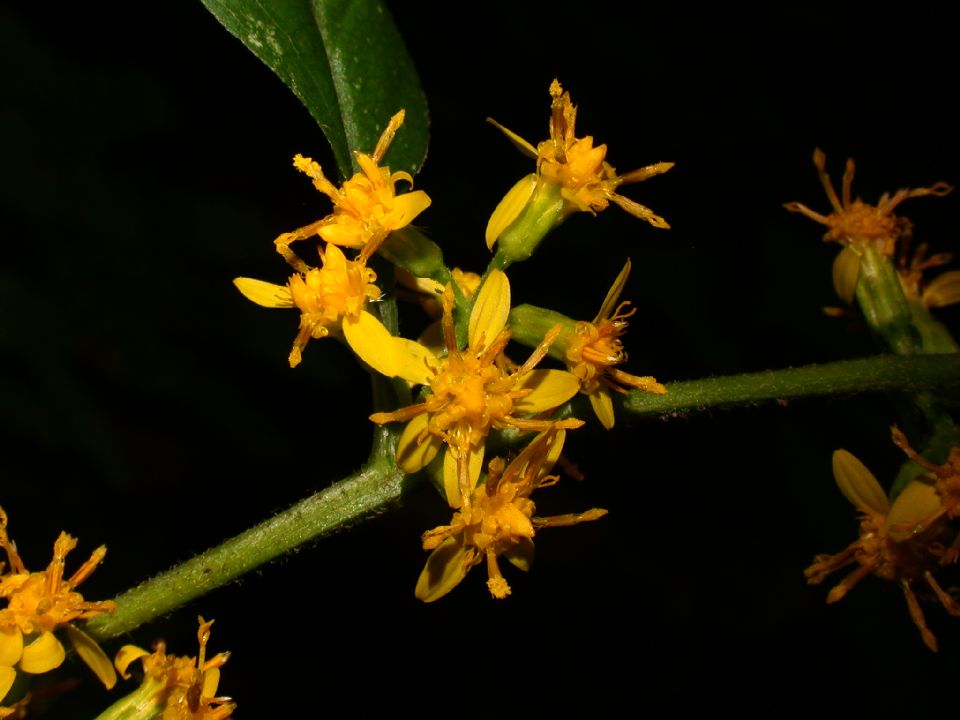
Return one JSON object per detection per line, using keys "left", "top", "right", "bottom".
{"left": 114, "top": 644, "right": 151, "bottom": 680}
{"left": 20, "top": 632, "right": 65, "bottom": 675}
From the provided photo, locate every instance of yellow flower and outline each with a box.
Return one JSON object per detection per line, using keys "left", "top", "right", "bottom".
{"left": 234, "top": 242, "right": 399, "bottom": 372}
{"left": 113, "top": 616, "right": 234, "bottom": 720}
{"left": 367, "top": 269, "right": 582, "bottom": 508}
{"left": 561, "top": 259, "right": 666, "bottom": 429}
{"left": 804, "top": 447, "right": 959, "bottom": 652}
{"left": 416, "top": 427, "right": 607, "bottom": 602}
{"left": 273, "top": 110, "right": 431, "bottom": 271}
{"left": 784, "top": 148, "right": 951, "bottom": 256}
{"left": 486, "top": 79, "right": 673, "bottom": 251}
{"left": 0, "top": 507, "right": 116, "bottom": 709}
{"left": 892, "top": 241, "right": 960, "bottom": 311}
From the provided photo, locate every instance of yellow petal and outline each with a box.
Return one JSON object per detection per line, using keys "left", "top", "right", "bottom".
{"left": 595, "top": 259, "right": 632, "bottom": 323}
{"left": 396, "top": 414, "right": 441, "bottom": 474}
{"left": 468, "top": 269, "right": 511, "bottom": 351}
{"left": 202, "top": 667, "right": 221, "bottom": 699}
{"left": 923, "top": 270, "right": 960, "bottom": 308}
{"left": 233, "top": 278, "right": 294, "bottom": 308}
{"left": 20, "top": 632, "right": 65, "bottom": 674}
{"left": 390, "top": 190, "right": 432, "bottom": 229}
{"left": 65, "top": 624, "right": 116, "bottom": 690}
{"left": 887, "top": 480, "right": 944, "bottom": 543}
{"left": 317, "top": 220, "right": 366, "bottom": 249}
{"left": 443, "top": 444, "right": 485, "bottom": 509}
{"left": 832, "top": 449, "right": 889, "bottom": 515}
{"left": 344, "top": 312, "right": 437, "bottom": 384}
{"left": 589, "top": 388, "right": 616, "bottom": 430}
{"left": 514, "top": 369, "right": 581, "bottom": 413}
{"left": 415, "top": 536, "right": 471, "bottom": 603}
{"left": 0, "top": 666, "right": 16, "bottom": 705}
{"left": 114, "top": 645, "right": 150, "bottom": 680}
{"left": 504, "top": 537, "right": 535, "bottom": 572}
{"left": 0, "top": 629, "right": 22, "bottom": 667}
{"left": 832, "top": 246, "right": 861, "bottom": 304}
{"left": 486, "top": 174, "right": 537, "bottom": 250}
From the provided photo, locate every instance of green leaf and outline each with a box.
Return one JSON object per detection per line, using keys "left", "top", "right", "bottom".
{"left": 199, "top": 0, "right": 429, "bottom": 178}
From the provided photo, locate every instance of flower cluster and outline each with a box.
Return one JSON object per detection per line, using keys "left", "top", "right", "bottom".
{"left": 1, "top": 507, "right": 116, "bottom": 715}
{"left": 805, "top": 431, "right": 960, "bottom": 651}
{"left": 112, "top": 616, "right": 234, "bottom": 719}
{"left": 234, "top": 110, "right": 431, "bottom": 369}
{"left": 233, "top": 82, "right": 674, "bottom": 601}
{"left": 417, "top": 427, "right": 607, "bottom": 601}
{"left": 485, "top": 80, "right": 673, "bottom": 262}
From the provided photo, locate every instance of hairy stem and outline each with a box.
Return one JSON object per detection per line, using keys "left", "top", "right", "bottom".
{"left": 623, "top": 354, "right": 960, "bottom": 417}
{"left": 85, "top": 457, "right": 404, "bottom": 641}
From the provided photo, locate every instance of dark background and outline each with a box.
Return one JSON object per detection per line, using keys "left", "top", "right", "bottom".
{"left": 2, "top": 2, "right": 959, "bottom": 716}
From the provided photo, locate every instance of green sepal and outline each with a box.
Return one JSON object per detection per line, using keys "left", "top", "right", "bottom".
{"left": 380, "top": 228, "right": 451, "bottom": 285}
{"left": 489, "top": 182, "right": 565, "bottom": 269}
{"left": 854, "top": 245, "right": 921, "bottom": 355}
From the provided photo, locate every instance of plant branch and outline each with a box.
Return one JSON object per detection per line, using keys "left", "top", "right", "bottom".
{"left": 623, "top": 354, "right": 960, "bottom": 418}
{"left": 85, "top": 457, "right": 404, "bottom": 641}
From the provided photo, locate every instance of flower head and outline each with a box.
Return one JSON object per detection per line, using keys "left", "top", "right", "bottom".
{"left": 486, "top": 79, "right": 673, "bottom": 252}
{"left": 785, "top": 148, "right": 951, "bottom": 255}
{"left": 0, "top": 507, "right": 116, "bottom": 710}
{"left": 367, "top": 270, "right": 582, "bottom": 508}
{"left": 274, "top": 110, "right": 431, "bottom": 271}
{"left": 113, "top": 616, "right": 234, "bottom": 720}
{"left": 416, "top": 427, "right": 607, "bottom": 602}
{"left": 804, "top": 447, "right": 959, "bottom": 652}
{"left": 560, "top": 259, "right": 666, "bottom": 428}
{"left": 234, "top": 242, "right": 398, "bottom": 370}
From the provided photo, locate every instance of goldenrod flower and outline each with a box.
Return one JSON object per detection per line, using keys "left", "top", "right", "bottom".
{"left": 273, "top": 110, "right": 431, "bottom": 271}
{"left": 0, "top": 507, "right": 116, "bottom": 710}
{"left": 804, "top": 447, "right": 959, "bottom": 652}
{"left": 785, "top": 148, "right": 951, "bottom": 256}
{"left": 891, "top": 427, "right": 960, "bottom": 539}
{"left": 416, "top": 427, "right": 607, "bottom": 602}
{"left": 111, "top": 616, "right": 234, "bottom": 720}
{"left": 234, "top": 242, "right": 400, "bottom": 372}
{"left": 486, "top": 79, "right": 673, "bottom": 252}
{"left": 367, "top": 270, "right": 582, "bottom": 508}
{"left": 560, "top": 259, "right": 666, "bottom": 429}
{"left": 893, "top": 241, "right": 960, "bottom": 311}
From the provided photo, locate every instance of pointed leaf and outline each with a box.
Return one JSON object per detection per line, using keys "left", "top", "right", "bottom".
{"left": 200, "top": 0, "right": 428, "bottom": 177}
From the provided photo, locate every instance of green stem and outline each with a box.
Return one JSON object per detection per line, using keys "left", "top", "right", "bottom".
{"left": 84, "top": 457, "right": 404, "bottom": 641}
{"left": 622, "top": 354, "right": 960, "bottom": 417}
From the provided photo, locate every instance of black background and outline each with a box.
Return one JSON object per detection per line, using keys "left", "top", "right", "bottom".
{"left": 2, "top": 2, "right": 959, "bottom": 716}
